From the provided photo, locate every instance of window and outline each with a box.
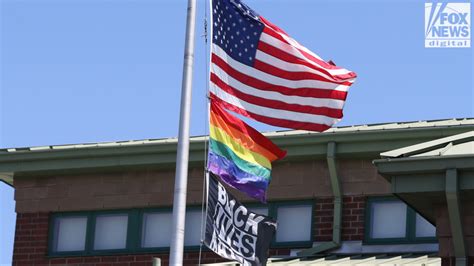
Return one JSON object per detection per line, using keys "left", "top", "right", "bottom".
{"left": 93, "top": 214, "right": 129, "bottom": 250}
{"left": 275, "top": 205, "right": 312, "bottom": 243}
{"left": 51, "top": 216, "right": 88, "bottom": 253}
{"left": 184, "top": 210, "right": 203, "bottom": 246}
{"left": 141, "top": 212, "right": 172, "bottom": 248}
{"left": 49, "top": 211, "right": 132, "bottom": 256}
{"left": 370, "top": 201, "right": 407, "bottom": 239}
{"left": 140, "top": 209, "right": 203, "bottom": 249}
{"left": 49, "top": 201, "right": 314, "bottom": 257}
{"left": 365, "top": 197, "right": 436, "bottom": 244}
{"left": 415, "top": 213, "right": 436, "bottom": 238}
{"left": 248, "top": 201, "right": 314, "bottom": 246}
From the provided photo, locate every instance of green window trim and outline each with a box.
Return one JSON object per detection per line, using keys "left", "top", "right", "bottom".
{"left": 363, "top": 196, "right": 438, "bottom": 245}
{"left": 48, "top": 200, "right": 315, "bottom": 257}
{"left": 48, "top": 211, "right": 92, "bottom": 257}
{"left": 245, "top": 199, "right": 315, "bottom": 248}
{"left": 49, "top": 210, "right": 139, "bottom": 257}
{"left": 49, "top": 206, "right": 207, "bottom": 257}
{"left": 137, "top": 206, "right": 204, "bottom": 253}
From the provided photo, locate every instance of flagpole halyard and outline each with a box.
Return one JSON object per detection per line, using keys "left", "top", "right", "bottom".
{"left": 169, "top": 0, "right": 197, "bottom": 264}
{"left": 198, "top": 2, "right": 212, "bottom": 264}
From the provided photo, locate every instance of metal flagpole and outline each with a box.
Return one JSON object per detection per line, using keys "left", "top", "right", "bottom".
{"left": 169, "top": 0, "right": 197, "bottom": 264}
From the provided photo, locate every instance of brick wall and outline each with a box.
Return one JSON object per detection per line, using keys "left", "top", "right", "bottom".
{"left": 13, "top": 213, "right": 49, "bottom": 264}
{"left": 12, "top": 158, "right": 389, "bottom": 265}
{"left": 13, "top": 159, "right": 390, "bottom": 213}
{"left": 314, "top": 196, "right": 366, "bottom": 242}
{"left": 440, "top": 257, "right": 474, "bottom": 266}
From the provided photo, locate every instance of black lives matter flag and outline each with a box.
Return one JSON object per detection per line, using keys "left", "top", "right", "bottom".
{"left": 204, "top": 173, "right": 276, "bottom": 265}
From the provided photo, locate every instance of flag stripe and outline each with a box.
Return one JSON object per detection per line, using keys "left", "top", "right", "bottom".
{"left": 259, "top": 32, "right": 348, "bottom": 82}
{"left": 261, "top": 16, "right": 356, "bottom": 78}
{"left": 254, "top": 57, "right": 351, "bottom": 85}
{"left": 208, "top": 152, "right": 268, "bottom": 189}
{"left": 210, "top": 86, "right": 340, "bottom": 125}
{"left": 207, "top": 152, "right": 267, "bottom": 201}
{"left": 211, "top": 66, "right": 346, "bottom": 109}
{"left": 209, "top": 138, "right": 271, "bottom": 179}
{"left": 255, "top": 48, "right": 348, "bottom": 85}
{"left": 211, "top": 57, "right": 348, "bottom": 101}
{"left": 259, "top": 16, "right": 327, "bottom": 63}
{"left": 262, "top": 25, "right": 341, "bottom": 73}
{"left": 213, "top": 44, "right": 349, "bottom": 91}
{"left": 211, "top": 94, "right": 333, "bottom": 132}
{"left": 210, "top": 101, "right": 286, "bottom": 160}
{"left": 211, "top": 73, "right": 343, "bottom": 118}
{"left": 210, "top": 111, "right": 279, "bottom": 161}
{"left": 210, "top": 124, "right": 272, "bottom": 169}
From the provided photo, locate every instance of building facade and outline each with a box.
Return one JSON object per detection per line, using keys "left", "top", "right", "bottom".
{"left": 1, "top": 118, "right": 472, "bottom": 266}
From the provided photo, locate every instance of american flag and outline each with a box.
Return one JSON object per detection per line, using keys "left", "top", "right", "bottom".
{"left": 210, "top": 0, "right": 357, "bottom": 132}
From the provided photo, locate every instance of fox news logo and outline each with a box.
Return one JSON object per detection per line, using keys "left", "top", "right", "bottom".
{"left": 425, "top": 3, "right": 471, "bottom": 48}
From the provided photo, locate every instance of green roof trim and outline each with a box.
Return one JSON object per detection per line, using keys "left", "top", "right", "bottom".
{"left": 1, "top": 118, "right": 473, "bottom": 186}
{"left": 380, "top": 131, "right": 474, "bottom": 158}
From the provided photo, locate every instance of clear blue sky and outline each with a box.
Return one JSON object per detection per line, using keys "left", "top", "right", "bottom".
{"left": 0, "top": 0, "right": 472, "bottom": 263}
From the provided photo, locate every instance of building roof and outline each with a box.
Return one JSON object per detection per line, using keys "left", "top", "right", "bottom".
{"left": 1, "top": 118, "right": 473, "bottom": 187}
{"left": 381, "top": 130, "right": 474, "bottom": 158}
{"left": 202, "top": 254, "right": 441, "bottom": 266}
{"left": 1, "top": 118, "right": 472, "bottom": 154}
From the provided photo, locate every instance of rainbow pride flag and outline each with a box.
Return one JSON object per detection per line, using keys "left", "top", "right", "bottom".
{"left": 207, "top": 102, "right": 286, "bottom": 202}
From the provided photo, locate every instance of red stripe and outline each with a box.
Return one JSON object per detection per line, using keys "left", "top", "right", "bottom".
{"left": 261, "top": 25, "right": 288, "bottom": 47}
{"left": 260, "top": 20, "right": 357, "bottom": 81}
{"left": 210, "top": 102, "right": 287, "bottom": 159}
{"left": 257, "top": 42, "right": 352, "bottom": 86}
{"left": 261, "top": 22, "right": 338, "bottom": 71}
{"left": 211, "top": 94, "right": 333, "bottom": 132}
{"left": 260, "top": 17, "right": 342, "bottom": 71}
{"left": 260, "top": 29, "right": 341, "bottom": 81}
{"left": 211, "top": 53, "right": 348, "bottom": 101}
{"left": 254, "top": 57, "right": 351, "bottom": 86}
{"left": 259, "top": 16, "right": 291, "bottom": 39}
{"left": 211, "top": 73, "right": 343, "bottom": 119}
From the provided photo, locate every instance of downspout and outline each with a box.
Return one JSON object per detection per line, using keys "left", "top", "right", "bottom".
{"left": 445, "top": 169, "right": 466, "bottom": 266}
{"left": 298, "top": 142, "right": 341, "bottom": 256}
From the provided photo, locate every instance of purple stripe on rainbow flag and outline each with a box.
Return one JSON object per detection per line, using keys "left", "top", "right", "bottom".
{"left": 208, "top": 152, "right": 268, "bottom": 202}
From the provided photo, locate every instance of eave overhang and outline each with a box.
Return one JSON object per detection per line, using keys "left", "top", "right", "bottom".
{"left": 1, "top": 120, "right": 473, "bottom": 186}
{"left": 373, "top": 131, "right": 474, "bottom": 224}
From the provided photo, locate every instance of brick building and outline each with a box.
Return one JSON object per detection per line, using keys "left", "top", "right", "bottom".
{"left": 1, "top": 118, "right": 473, "bottom": 265}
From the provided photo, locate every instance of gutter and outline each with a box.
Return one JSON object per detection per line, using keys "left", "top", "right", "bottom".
{"left": 1, "top": 125, "right": 472, "bottom": 184}
{"left": 297, "top": 142, "right": 341, "bottom": 256}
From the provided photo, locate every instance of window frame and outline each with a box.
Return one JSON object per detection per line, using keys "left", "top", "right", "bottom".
{"left": 49, "top": 210, "right": 137, "bottom": 257}
{"left": 136, "top": 205, "right": 204, "bottom": 253}
{"left": 88, "top": 209, "right": 136, "bottom": 255}
{"left": 364, "top": 196, "right": 437, "bottom": 245}
{"left": 270, "top": 200, "right": 314, "bottom": 248}
{"left": 136, "top": 206, "right": 173, "bottom": 253}
{"left": 245, "top": 200, "right": 314, "bottom": 248}
{"left": 48, "top": 200, "right": 314, "bottom": 257}
{"left": 48, "top": 207, "right": 205, "bottom": 257}
{"left": 48, "top": 211, "right": 91, "bottom": 257}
